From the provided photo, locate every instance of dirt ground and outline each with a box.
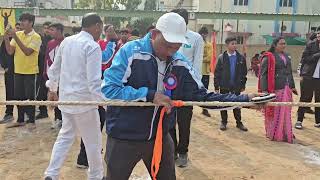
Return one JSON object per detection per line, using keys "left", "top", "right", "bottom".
{"left": 0, "top": 72, "right": 320, "bottom": 180}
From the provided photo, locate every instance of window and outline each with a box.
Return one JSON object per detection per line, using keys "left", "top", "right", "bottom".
{"left": 234, "top": 0, "right": 248, "bottom": 6}
{"left": 236, "top": 36, "right": 244, "bottom": 44}
{"left": 279, "top": 0, "right": 292, "bottom": 7}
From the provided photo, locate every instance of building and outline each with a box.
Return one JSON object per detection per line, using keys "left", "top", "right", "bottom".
{"left": 159, "top": 0, "right": 320, "bottom": 44}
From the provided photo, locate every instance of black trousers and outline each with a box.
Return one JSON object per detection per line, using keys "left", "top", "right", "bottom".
{"left": 105, "top": 134, "right": 175, "bottom": 180}
{"left": 14, "top": 74, "right": 37, "bottom": 123}
{"left": 4, "top": 72, "right": 14, "bottom": 115}
{"left": 201, "top": 75, "right": 210, "bottom": 89}
{"left": 297, "top": 78, "right": 320, "bottom": 123}
{"left": 169, "top": 107, "right": 193, "bottom": 154}
{"left": 220, "top": 89, "right": 242, "bottom": 124}
{"left": 36, "top": 74, "right": 48, "bottom": 114}
{"left": 77, "top": 106, "right": 106, "bottom": 164}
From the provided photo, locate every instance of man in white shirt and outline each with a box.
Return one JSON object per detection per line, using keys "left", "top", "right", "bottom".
{"left": 44, "top": 13, "right": 105, "bottom": 180}
{"left": 169, "top": 8, "right": 204, "bottom": 168}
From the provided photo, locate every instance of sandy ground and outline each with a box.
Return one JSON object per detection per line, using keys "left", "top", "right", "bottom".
{"left": 0, "top": 72, "right": 320, "bottom": 180}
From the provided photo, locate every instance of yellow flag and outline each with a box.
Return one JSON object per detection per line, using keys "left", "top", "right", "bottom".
{"left": 0, "top": 8, "right": 16, "bottom": 36}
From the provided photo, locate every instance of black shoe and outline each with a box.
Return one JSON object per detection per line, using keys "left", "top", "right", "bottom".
{"left": 176, "top": 153, "right": 188, "bottom": 168}
{"left": 236, "top": 123, "right": 248, "bottom": 131}
{"left": 44, "top": 177, "right": 52, "bottom": 180}
{"left": 202, "top": 109, "right": 211, "bottom": 117}
{"left": 76, "top": 159, "right": 89, "bottom": 169}
{"left": 0, "top": 114, "right": 14, "bottom": 124}
{"left": 220, "top": 123, "right": 227, "bottom": 131}
{"left": 35, "top": 113, "right": 48, "bottom": 120}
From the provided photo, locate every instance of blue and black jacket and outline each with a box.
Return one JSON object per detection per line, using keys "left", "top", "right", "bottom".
{"left": 102, "top": 33, "right": 249, "bottom": 141}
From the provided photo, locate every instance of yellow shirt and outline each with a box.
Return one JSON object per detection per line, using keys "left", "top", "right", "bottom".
{"left": 10, "top": 30, "right": 41, "bottom": 74}
{"left": 202, "top": 42, "right": 213, "bottom": 75}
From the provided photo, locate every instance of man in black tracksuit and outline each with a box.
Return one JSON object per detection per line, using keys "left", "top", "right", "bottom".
{"left": 295, "top": 28, "right": 320, "bottom": 129}
{"left": 0, "top": 37, "right": 15, "bottom": 124}
{"left": 0, "top": 23, "right": 20, "bottom": 124}
{"left": 214, "top": 37, "right": 248, "bottom": 131}
{"left": 36, "top": 21, "right": 52, "bottom": 119}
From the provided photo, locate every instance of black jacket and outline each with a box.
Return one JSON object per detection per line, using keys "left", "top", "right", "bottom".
{"left": 38, "top": 35, "right": 52, "bottom": 75}
{"left": 300, "top": 39, "right": 320, "bottom": 78}
{"left": 0, "top": 39, "right": 14, "bottom": 74}
{"left": 214, "top": 51, "right": 247, "bottom": 91}
{"left": 260, "top": 53, "right": 295, "bottom": 91}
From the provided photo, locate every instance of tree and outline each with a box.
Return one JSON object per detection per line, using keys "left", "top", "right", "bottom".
{"left": 75, "top": 0, "right": 143, "bottom": 28}
{"left": 130, "top": 0, "right": 157, "bottom": 35}
{"left": 144, "top": 0, "right": 157, "bottom": 11}
{"left": 131, "top": 18, "right": 155, "bottom": 36}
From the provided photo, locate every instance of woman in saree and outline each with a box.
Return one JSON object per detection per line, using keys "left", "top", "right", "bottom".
{"left": 259, "top": 37, "right": 298, "bottom": 143}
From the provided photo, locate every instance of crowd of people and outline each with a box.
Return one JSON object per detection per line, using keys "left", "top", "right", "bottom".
{"left": 0, "top": 8, "right": 319, "bottom": 180}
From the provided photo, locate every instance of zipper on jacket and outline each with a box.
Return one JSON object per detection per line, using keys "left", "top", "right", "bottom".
{"left": 140, "top": 51, "right": 176, "bottom": 140}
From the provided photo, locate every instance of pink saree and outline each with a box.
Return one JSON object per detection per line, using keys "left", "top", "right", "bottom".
{"left": 259, "top": 53, "right": 294, "bottom": 143}
{"left": 264, "top": 85, "right": 293, "bottom": 143}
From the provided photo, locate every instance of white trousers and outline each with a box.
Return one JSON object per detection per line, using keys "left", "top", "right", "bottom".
{"left": 45, "top": 109, "right": 103, "bottom": 180}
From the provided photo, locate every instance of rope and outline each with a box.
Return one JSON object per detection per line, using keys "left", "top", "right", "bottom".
{"left": 0, "top": 100, "right": 319, "bottom": 107}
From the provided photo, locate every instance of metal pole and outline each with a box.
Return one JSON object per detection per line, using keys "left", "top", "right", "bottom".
{"left": 220, "top": 19, "right": 224, "bottom": 54}
{"left": 280, "top": 20, "right": 284, "bottom": 36}
{"left": 236, "top": 19, "right": 239, "bottom": 32}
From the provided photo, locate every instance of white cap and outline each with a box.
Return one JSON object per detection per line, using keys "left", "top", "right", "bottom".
{"left": 156, "top": 12, "right": 188, "bottom": 44}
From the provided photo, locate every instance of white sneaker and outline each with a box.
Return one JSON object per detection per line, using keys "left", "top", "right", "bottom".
{"left": 314, "top": 123, "right": 320, "bottom": 128}
{"left": 295, "top": 121, "right": 303, "bottom": 129}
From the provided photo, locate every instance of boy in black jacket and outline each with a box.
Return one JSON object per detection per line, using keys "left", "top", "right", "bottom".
{"left": 214, "top": 37, "right": 248, "bottom": 131}
{"left": 0, "top": 23, "right": 20, "bottom": 124}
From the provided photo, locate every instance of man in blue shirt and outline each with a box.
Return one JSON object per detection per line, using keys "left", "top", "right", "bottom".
{"left": 102, "top": 13, "right": 257, "bottom": 180}
{"left": 214, "top": 36, "right": 248, "bottom": 131}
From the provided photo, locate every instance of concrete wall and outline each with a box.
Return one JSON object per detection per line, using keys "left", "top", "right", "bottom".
{"left": 215, "top": 44, "right": 304, "bottom": 71}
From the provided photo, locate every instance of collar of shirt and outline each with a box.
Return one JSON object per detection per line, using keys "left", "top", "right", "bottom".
{"left": 79, "top": 31, "right": 94, "bottom": 41}
{"left": 227, "top": 51, "right": 236, "bottom": 57}
{"left": 23, "top": 29, "right": 35, "bottom": 36}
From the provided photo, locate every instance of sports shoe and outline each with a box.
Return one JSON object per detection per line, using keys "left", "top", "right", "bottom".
{"left": 220, "top": 123, "right": 227, "bottom": 131}
{"left": 76, "top": 162, "right": 89, "bottom": 169}
{"left": 176, "top": 153, "right": 188, "bottom": 168}
{"left": 202, "top": 109, "right": 211, "bottom": 117}
{"left": 44, "top": 177, "right": 52, "bottom": 180}
{"left": 314, "top": 123, "right": 320, "bottom": 128}
{"left": 295, "top": 121, "right": 303, "bottom": 129}
{"left": 0, "top": 114, "right": 14, "bottom": 124}
{"left": 236, "top": 122, "right": 248, "bottom": 131}
{"left": 36, "top": 113, "right": 49, "bottom": 120}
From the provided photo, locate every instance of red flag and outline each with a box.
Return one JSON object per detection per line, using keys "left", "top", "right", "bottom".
{"left": 210, "top": 32, "right": 217, "bottom": 74}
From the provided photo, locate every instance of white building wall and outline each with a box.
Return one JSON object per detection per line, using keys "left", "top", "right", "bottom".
{"left": 195, "top": 0, "right": 320, "bottom": 44}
